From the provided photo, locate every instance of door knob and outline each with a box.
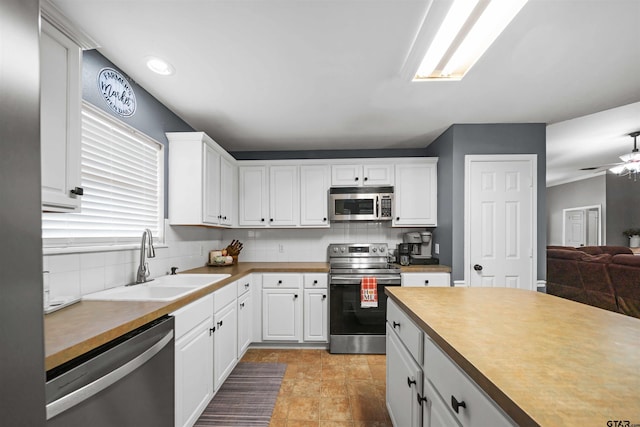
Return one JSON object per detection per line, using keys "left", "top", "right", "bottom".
{"left": 473, "top": 264, "right": 483, "bottom": 271}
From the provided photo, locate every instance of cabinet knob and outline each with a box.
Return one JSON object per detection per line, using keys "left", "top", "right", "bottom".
{"left": 392, "top": 321, "right": 400, "bottom": 329}
{"left": 407, "top": 377, "right": 416, "bottom": 388}
{"left": 209, "top": 327, "right": 215, "bottom": 335}
{"left": 223, "top": 216, "right": 227, "bottom": 220}
{"left": 240, "top": 302, "right": 245, "bottom": 308}
{"left": 218, "top": 215, "right": 222, "bottom": 219}
{"left": 294, "top": 294, "right": 298, "bottom": 299}
{"left": 322, "top": 294, "right": 326, "bottom": 299}
{"left": 417, "top": 393, "right": 428, "bottom": 405}
{"left": 424, "top": 280, "right": 429, "bottom": 285}
{"left": 354, "top": 177, "right": 359, "bottom": 181}
{"left": 364, "top": 177, "right": 368, "bottom": 181}
{"left": 270, "top": 218, "right": 273, "bottom": 222}
{"left": 278, "top": 280, "right": 282, "bottom": 284}
{"left": 261, "top": 218, "right": 265, "bottom": 222}
{"left": 451, "top": 396, "right": 466, "bottom": 413}
{"left": 244, "top": 283, "right": 250, "bottom": 288}
{"left": 217, "top": 320, "right": 223, "bottom": 328}
{"left": 70, "top": 187, "right": 84, "bottom": 196}
{"left": 323, "top": 217, "right": 327, "bottom": 221}
{"left": 313, "top": 280, "right": 318, "bottom": 284}
{"left": 396, "top": 217, "right": 400, "bottom": 221}
{"left": 474, "top": 264, "right": 483, "bottom": 271}
{"left": 170, "top": 267, "right": 178, "bottom": 275}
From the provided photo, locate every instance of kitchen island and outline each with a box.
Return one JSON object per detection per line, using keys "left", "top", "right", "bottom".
{"left": 385, "top": 287, "right": 640, "bottom": 426}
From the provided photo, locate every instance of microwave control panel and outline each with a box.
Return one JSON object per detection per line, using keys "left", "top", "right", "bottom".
{"left": 380, "top": 196, "right": 392, "bottom": 218}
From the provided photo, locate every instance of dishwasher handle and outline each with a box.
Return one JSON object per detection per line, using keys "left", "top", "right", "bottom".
{"left": 46, "top": 329, "right": 174, "bottom": 420}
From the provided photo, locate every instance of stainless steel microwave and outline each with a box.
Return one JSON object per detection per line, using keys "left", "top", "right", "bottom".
{"left": 329, "top": 186, "right": 394, "bottom": 222}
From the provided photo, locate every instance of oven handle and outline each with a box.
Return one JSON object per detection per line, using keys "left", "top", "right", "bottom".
{"left": 330, "top": 276, "right": 401, "bottom": 285}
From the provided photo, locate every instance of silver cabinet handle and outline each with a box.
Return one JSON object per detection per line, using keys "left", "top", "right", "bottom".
{"left": 46, "top": 330, "right": 173, "bottom": 420}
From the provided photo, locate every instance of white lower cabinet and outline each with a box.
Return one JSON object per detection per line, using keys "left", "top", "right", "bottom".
{"left": 386, "top": 323, "right": 423, "bottom": 427}
{"left": 262, "top": 288, "right": 301, "bottom": 341}
{"left": 172, "top": 295, "right": 214, "bottom": 427}
{"left": 402, "top": 272, "right": 451, "bottom": 287}
{"left": 423, "top": 379, "right": 461, "bottom": 427}
{"left": 237, "top": 276, "right": 253, "bottom": 358}
{"left": 303, "top": 288, "right": 327, "bottom": 341}
{"left": 213, "top": 284, "right": 238, "bottom": 391}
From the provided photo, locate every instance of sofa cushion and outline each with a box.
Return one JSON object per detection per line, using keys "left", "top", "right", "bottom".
{"left": 547, "top": 249, "right": 587, "bottom": 260}
{"left": 577, "top": 246, "right": 604, "bottom": 255}
{"left": 608, "top": 254, "right": 640, "bottom": 319}
{"left": 600, "top": 246, "right": 634, "bottom": 256}
{"left": 576, "top": 254, "right": 618, "bottom": 312}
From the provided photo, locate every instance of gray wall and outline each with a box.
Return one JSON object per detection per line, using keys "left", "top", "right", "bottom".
{"left": 546, "top": 175, "right": 606, "bottom": 246}
{"left": 425, "top": 124, "right": 547, "bottom": 283}
{"left": 606, "top": 172, "right": 640, "bottom": 246}
{"left": 0, "top": 0, "right": 46, "bottom": 423}
{"left": 82, "top": 50, "right": 195, "bottom": 217}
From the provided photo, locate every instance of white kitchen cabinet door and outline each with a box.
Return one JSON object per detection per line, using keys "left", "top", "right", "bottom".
{"left": 203, "top": 144, "right": 221, "bottom": 224}
{"left": 237, "top": 290, "right": 253, "bottom": 358}
{"left": 262, "top": 289, "right": 301, "bottom": 341}
{"left": 387, "top": 323, "right": 423, "bottom": 427}
{"left": 219, "top": 156, "right": 235, "bottom": 226}
{"left": 394, "top": 162, "right": 437, "bottom": 227}
{"left": 40, "top": 20, "right": 82, "bottom": 212}
{"left": 331, "top": 164, "right": 362, "bottom": 186}
{"left": 213, "top": 301, "right": 238, "bottom": 391}
{"left": 303, "top": 289, "right": 328, "bottom": 342}
{"left": 269, "top": 165, "right": 298, "bottom": 226}
{"left": 423, "top": 378, "right": 462, "bottom": 427}
{"left": 175, "top": 320, "right": 214, "bottom": 427}
{"left": 239, "top": 165, "right": 269, "bottom": 226}
{"left": 300, "top": 165, "right": 330, "bottom": 227}
{"left": 363, "top": 164, "right": 394, "bottom": 186}
{"left": 172, "top": 294, "right": 214, "bottom": 427}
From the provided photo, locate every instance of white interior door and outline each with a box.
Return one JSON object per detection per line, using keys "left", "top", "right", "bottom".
{"left": 465, "top": 155, "right": 536, "bottom": 290}
{"left": 564, "top": 210, "right": 585, "bottom": 247}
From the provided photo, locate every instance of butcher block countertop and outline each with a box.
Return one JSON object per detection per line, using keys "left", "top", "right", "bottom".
{"left": 385, "top": 287, "right": 640, "bottom": 426}
{"left": 44, "top": 262, "right": 327, "bottom": 370}
{"left": 45, "top": 261, "right": 451, "bottom": 370}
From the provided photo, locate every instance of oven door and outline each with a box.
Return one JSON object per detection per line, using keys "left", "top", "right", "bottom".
{"left": 329, "top": 280, "right": 399, "bottom": 336}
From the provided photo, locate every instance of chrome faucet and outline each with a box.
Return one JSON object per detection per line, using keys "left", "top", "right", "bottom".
{"left": 135, "top": 228, "right": 156, "bottom": 284}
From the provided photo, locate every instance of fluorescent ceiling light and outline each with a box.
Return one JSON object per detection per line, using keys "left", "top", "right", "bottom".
{"left": 146, "top": 56, "right": 175, "bottom": 76}
{"left": 414, "top": 0, "right": 528, "bottom": 81}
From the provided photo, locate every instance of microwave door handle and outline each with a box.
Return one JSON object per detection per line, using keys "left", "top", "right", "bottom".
{"left": 376, "top": 195, "right": 379, "bottom": 219}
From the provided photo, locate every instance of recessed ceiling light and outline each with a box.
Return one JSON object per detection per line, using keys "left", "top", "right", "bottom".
{"left": 145, "top": 56, "right": 175, "bottom": 76}
{"left": 414, "top": 0, "right": 529, "bottom": 81}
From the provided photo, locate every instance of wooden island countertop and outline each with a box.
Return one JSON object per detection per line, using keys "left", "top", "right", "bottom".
{"left": 385, "top": 287, "right": 640, "bottom": 426}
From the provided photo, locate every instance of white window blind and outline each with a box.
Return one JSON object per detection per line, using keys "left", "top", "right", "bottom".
{"left": 43, "top": 102, "right": 164, "bottom": 247}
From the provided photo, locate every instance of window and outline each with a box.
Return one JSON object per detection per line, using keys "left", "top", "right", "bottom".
{"left": 43, "top": 101, "right": 164, "bottom": 248}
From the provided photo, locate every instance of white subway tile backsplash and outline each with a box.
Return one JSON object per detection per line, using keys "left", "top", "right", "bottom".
{"left": 80, "top": 267, "right": 105, "bottom": 295}
{"left": 49, "top": 271, "right": 81, "bottom": 299}
{"left": 48, "top": 254, "right": 80, "bottom": 273}
{"left": 80, "top": 252, "right": 105, "bottom": 269}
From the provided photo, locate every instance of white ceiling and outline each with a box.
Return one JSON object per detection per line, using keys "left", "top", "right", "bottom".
{"left": 49, "top": 0, "right": 640, "bottom": 186}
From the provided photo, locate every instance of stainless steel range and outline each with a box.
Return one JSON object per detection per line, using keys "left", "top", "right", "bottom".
{"left": 328, "top": 243, "right": 401, "bottom": 354}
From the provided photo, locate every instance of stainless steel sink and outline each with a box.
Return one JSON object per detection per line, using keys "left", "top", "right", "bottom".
{"left": 82, "top": 273, "right": 231, "bottom": 302}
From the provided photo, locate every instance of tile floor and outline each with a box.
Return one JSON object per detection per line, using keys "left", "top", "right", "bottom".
{"left": 240, "top": 348, "right": 392, "bottom": 427}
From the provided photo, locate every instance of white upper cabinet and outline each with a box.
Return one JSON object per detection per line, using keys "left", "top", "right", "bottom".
{"left": 40, "top": 20, "right": 82, "bottom": 212}
{"left": 300, "top": 165, "right": 330, "bottom": 227}
{"left": 269, "top": 165, "right": 298, "bottom": 226}
{"left": 238, "top": 164, "right": 298, "bottom": 227}
{"left": 238, "top": 165, "right": 269, "bottom": 226}
{"left": 167, "top": 132, "right": 237, "bottom": 227}
{"left": 331, "top": 163, "right": 394, "bottom": 186}
{"left": 394, "top": 160, "right": 438, "bottom": 227}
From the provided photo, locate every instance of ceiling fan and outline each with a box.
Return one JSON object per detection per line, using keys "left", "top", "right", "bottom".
{"left": 581, "top": 131, "right": 640, "bottom": 180}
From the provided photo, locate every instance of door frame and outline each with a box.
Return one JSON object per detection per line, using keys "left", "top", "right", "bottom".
{"left": 464, "top": 154, "right": 537, "bottom": 289}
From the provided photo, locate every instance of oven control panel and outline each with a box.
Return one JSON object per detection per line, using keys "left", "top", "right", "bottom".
{"left": 329, "top": 243, "right": 388, "bottom": 257}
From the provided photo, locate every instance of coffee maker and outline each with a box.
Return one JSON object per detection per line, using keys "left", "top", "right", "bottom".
{"left": 396, "top": 243, "right": 411, "bottom": 266}
{"left": 403, "top": 231, "right": 435, "bottom": 264}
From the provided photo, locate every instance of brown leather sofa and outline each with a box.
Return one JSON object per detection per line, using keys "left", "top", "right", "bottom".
{"left": 546, "top": 246, "right": 640, "bottom": 318}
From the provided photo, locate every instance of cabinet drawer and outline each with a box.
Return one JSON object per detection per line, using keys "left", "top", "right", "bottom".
{"left": 424, "top": 337, "right": 515, "bottom": 427}
{"left": 387, "top": 299, "right": 423, "bottom": 364}
{"left": 402, "top": 272, "right": 450, "bottom": 287}
{"left": 213, "top": 282, "right": 237, "bottom": 313}
{"left": 236, "top": 275, "right": 252, "bottom": 297}
{"left": 171, "top": 294, "right": 213, "bottom": 340}
{"left": 262, "top": 273, "right": 302, "bottom": 288}
{"left": 304, "top": 273, "right": 327, "bottom": 288}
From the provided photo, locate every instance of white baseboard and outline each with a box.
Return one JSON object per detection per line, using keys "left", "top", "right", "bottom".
{"left": 453, "top": 280, "right": 467, "bottom": 287}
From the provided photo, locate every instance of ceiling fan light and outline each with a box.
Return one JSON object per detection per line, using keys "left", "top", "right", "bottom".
{"left": 610, "top": 164, "right": 626, "bottom": 174}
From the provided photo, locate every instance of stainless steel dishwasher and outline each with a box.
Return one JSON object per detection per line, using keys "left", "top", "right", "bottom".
{"left": 46, "top": 316, "right": 175, "bottom": 427}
